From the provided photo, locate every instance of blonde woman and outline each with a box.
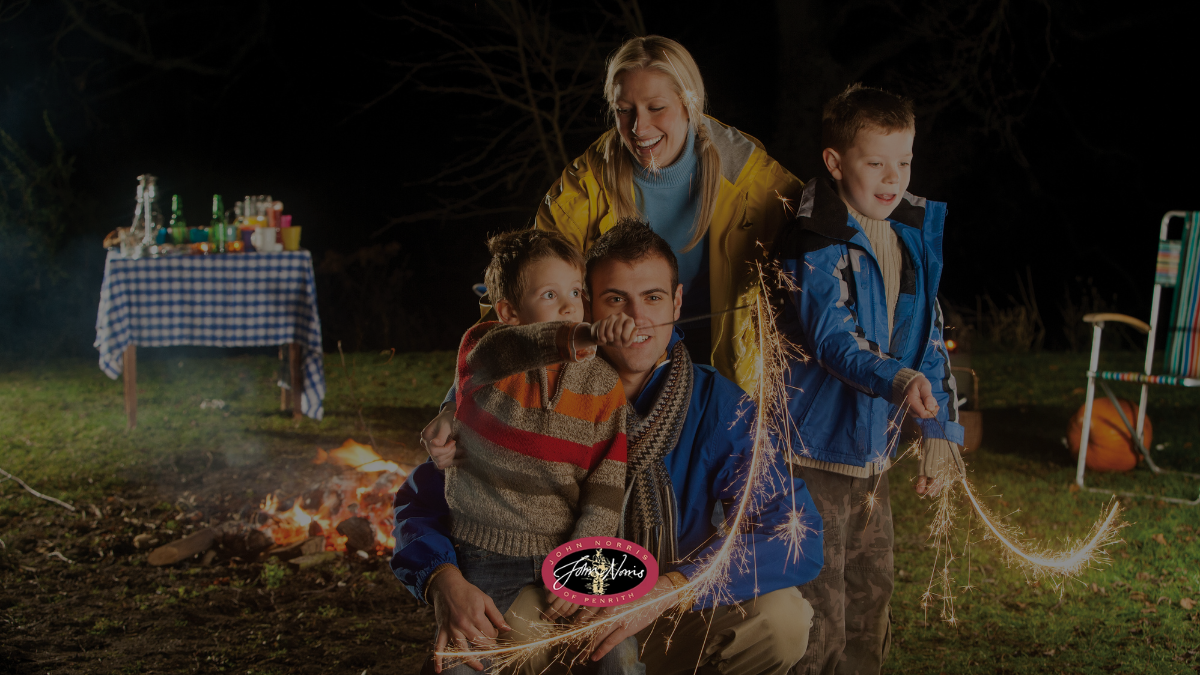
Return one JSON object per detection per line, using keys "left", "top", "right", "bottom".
{"left": 424, "top": 37, "right": 802, "bottom": 459}
{"left": 536, "top": 35, "right": 803, "bottom": 390}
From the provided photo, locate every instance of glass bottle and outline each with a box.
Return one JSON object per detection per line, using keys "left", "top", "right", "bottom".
{"left": 123, "top": 174, "right": 161, "bottom": 258}
{"left": 210, "top": 195, "right": 226, "bottom": 253}
{"left": 169, "top": 195, "right": 188, "bottom": 245}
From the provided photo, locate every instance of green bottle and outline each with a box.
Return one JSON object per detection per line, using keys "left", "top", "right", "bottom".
{"left": 210, "top": 195, "right": 226, "bottom": 252}
{"left": 169, "top": 195, "right": 188, "bottom": 244}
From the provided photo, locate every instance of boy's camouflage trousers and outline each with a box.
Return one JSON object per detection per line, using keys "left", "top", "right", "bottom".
{"left": 790, "top": 467, "right": 894, "bottom": 675}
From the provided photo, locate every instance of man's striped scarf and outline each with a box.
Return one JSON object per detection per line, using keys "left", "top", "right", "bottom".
{"left": 619, "top": 340, "right": 692, "bottom": 567}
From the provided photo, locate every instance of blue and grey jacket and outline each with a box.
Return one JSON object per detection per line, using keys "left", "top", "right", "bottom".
{"left": 391, "top": 329, "right": 824, "bottom": 610}
{"left": 774, "top": 178, "right": 963, "bottom": 469}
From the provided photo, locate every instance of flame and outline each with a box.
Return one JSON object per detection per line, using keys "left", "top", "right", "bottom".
{"left": 258, "top": 440, "right": 408, "bottom": 552}
{"left": 314, "top": 438, "right": 403, "bottom": 473}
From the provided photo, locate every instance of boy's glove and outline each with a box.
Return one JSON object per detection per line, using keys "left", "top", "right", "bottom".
{"left": 918, "top": 437, "right": 965, "bottom": 495}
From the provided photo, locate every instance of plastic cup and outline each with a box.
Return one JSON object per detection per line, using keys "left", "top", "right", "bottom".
{"left": 281, "top": 226, "right": 302, "bottom": 251}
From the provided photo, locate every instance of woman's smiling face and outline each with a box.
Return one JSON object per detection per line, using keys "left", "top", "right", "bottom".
{"left": 613, "top": 68, "right": 690, "bottom": 170}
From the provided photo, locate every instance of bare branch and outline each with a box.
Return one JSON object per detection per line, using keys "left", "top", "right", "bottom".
{"left": 62, "top": 0, "right": 229, "bottom": 76}
{"left": 369, "top": 0, "right": 637, "bottom": 235}
{"left": 0, "top": 466, "right": 77, "bottom": 511}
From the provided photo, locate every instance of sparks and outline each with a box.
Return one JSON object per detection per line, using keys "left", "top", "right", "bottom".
{"left": 914, "top": 457, "right": 1124, "bottom": 624}
{"left": 775, "top": 190, "right": 796, "bottom": 218}
{"left": 960, "top": 478, "right": 1123, "bottom": 580}
{"left": 645, "top": 149, "right": 663, "bottom": 177}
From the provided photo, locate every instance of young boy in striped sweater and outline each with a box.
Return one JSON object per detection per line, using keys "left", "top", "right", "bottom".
{"left": 431, "top": 229, "right": 638, "bottom": 642}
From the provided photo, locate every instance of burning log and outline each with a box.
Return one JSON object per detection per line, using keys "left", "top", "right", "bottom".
{"left": 336, "top": 517, "right": 375, "bottom": 553}
{"left": 147, "top": 528, "right": 216, "bottom": 566}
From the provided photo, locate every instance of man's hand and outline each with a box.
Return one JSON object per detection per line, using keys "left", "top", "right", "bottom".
{"left": 586, "top": 575, "right": 676, "bottom": 661}
{"left": 422, "top": 404, "right": 463, "bottom": 470}
{"left": 576, "top": 314, "right": 639, "bottom": 349}
{"left": 428, "top": 567, "right": 511, "bottom": 672}
{"left": 903, "top": 374, "right": 939, "bottom": 419}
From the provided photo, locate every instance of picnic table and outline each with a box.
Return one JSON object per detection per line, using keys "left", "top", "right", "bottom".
{"left": 94, "top": 250, "right": 326, "bottom": 428}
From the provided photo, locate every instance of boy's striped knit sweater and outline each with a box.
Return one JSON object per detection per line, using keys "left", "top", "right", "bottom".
{"left": 448, "top": 320, "right": 628, "bottom": 557}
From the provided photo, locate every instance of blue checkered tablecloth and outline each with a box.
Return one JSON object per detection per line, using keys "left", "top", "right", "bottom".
{"left": 94, "top": 251, "right": 326, "bottom": 420}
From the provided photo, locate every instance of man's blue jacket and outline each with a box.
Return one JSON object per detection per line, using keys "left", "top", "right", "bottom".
{"left": 391, "top": 330, "right": 823, "bottom": 610}
{"left": 774, "top": 178, "right": 964, "bottom": 468}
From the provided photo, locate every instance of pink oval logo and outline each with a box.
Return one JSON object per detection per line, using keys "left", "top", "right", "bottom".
{"left": 541, "top": 538, "right": 659, "bottom": 607}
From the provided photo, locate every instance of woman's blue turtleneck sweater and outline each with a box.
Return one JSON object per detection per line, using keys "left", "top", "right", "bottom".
{"left": 633, "top": 127, "right": 707, "bottom": 307}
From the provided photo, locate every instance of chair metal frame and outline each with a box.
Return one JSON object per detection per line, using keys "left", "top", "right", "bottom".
{"left": 1075, "top": 210, "right": 1200, "bottom": 505}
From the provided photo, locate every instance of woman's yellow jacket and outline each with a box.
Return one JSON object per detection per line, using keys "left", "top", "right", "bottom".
{"left": 534, "top": 116, "right": 804, "bottom": 393}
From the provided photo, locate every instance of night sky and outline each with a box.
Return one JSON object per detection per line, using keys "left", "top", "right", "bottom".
{"left": 2, "top": 0, "right": 1197, "bottom": 355}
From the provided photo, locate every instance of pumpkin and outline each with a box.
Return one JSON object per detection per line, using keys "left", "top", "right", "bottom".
{"left": 1067, "top": 397, "right": 1152, "bottom": 472}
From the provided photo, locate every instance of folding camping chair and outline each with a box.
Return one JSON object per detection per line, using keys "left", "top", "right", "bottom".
{"left": 1075, "top": 210, "right": 1200, "bottom": 505}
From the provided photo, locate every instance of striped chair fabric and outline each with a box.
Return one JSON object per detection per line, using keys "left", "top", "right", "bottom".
{"left": 1164, "top": 212, "right": 1200, "bottom": 378}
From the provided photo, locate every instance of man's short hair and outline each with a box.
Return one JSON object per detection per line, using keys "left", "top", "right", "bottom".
{"left": 585, "top": 219, "right": 679, "bottom": 291}
{"left": 484, "top": 229, "right": 585, "bottom": 308}
{"left": 821, "top": 83, "right": 915, "bottom": 154}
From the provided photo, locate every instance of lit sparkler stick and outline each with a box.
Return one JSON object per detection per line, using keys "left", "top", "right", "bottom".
{"left": 642, "top": 304, "right": 751, "bottom": 330}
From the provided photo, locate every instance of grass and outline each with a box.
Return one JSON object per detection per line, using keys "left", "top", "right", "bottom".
{"left": 0, "top": 346, "right": 456, "bottom": 502}
{"left": 2, "top": 347, "right": 1199, "bottom": 673}
{"left": 888, "top": 351, "right": 1200, "bottom": 674}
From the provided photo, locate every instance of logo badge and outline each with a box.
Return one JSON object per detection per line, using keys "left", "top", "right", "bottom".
{"left": 541, "top": 538, "right": 658, "bottom": 607}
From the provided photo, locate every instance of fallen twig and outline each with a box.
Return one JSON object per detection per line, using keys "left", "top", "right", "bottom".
{"left": 0, "top": 467, "right": 76, "bottom": 511}
{"left": 47, "top": 551, "right": 74, "bottom": 564}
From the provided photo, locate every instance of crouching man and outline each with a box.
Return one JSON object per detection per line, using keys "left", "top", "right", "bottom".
{"left": 396, "top": 221, "right": 824, "bottom": 674}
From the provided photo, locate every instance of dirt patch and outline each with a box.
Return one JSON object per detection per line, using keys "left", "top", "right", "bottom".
{"left": 1, "top": 460, "right": 437, "bottom": 674}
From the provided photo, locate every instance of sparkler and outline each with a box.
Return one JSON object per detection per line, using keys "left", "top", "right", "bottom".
{"left": 643, "top": 304, "right": 750, "bottom": 330}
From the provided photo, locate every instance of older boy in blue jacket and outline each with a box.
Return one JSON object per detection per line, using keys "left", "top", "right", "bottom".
{"left": 775, "top": 85, "right": 966, "bottom": 675}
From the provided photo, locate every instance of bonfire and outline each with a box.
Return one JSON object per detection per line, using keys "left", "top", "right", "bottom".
{"left": 257, "top": 439, "right": 407, "bottom": 553}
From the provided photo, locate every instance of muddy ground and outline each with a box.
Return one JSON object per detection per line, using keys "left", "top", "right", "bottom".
{"left": 1, "top": 457, "right": 438, "bottom": 674}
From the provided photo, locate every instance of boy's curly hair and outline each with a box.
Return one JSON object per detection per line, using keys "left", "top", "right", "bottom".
{"left": 484, "top": 229, "right": 585, "bottom": 308}
{"left": 821, "top": 83, "right": 915, "bottom": 154}
{"left": 586, "top": 218, "right": 679, "bottom": 292}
